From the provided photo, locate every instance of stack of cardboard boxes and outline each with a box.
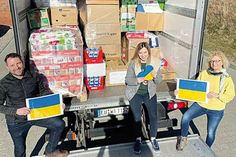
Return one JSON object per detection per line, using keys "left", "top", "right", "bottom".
{"left": 80, "top": 0, "right": 121, "bottom": 60}
{"left": 120, "top": 0, "right": 137, "bottom": 32}
{"left": 28, "top": 0, "right": 79, "bottom": 28}
{"left": 79, "top": 0, "right": 128, "bottom": 88}
{"left": 136, "top": 1, "right": 164, "bottom": 31}
{"left": 27, "top": 0, "right": 175, "bottom": 93}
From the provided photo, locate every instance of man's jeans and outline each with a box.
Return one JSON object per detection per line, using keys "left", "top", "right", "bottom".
{"left": 129, "top": 93, "right": 158, "bottom": 138}
{"left": 7, "top": 116, "right": 65, "bottom": 157}
{"left": 181, "top": 102, "right": 224, "bottom": 147}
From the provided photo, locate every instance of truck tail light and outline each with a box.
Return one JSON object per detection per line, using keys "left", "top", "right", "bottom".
{"left": 168, "top": 101, "right": 188, "bottom": 110}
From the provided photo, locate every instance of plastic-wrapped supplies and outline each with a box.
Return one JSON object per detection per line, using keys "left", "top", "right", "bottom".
{"left": 29, "top": 27, "right": 84, "bottom": 97}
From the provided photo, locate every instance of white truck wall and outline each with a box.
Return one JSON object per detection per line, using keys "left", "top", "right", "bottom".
{"left": 159, "top": 35, "right": 191, "bottom": 78}
{"left": 164, "top": 12, "right": 194, "bottom": 45}
{"left": 159, "top": 0, "right": 207, "bottom": 79}
{"left": 167, "top": 0, "right": 196, "bottom": 9}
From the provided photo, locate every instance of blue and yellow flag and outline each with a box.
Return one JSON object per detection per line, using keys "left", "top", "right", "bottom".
{"left": 137, "top": 65, "right": 154, "bottom": 80}
{"left": 176, "top": 79, "right": 209, "bottom": 103}
{"left": 26, "top": 94, "right": 63, "bottom": 121}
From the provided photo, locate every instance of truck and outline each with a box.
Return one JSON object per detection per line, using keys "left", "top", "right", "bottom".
{"left": 8, "top": 0, "right": 216, "bottom": 156}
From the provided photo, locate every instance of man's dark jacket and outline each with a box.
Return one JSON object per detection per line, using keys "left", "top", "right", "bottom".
{"left": 0, "top": 70, "right": 51, "bottom": 124}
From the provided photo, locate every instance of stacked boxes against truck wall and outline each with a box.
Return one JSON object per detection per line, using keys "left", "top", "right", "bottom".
{"left": 32, "top": 0, "right": 79, "bottom": 26}
{"left": 136, "top": 1, "right": 164, "bottom": 31}
{"left": 120, "top": 3, "right": 137, "bottom": 32}
{"left": 79, "top": 0, "right": 124, "bottom": 88}
{"left": 80, "top": 0, "right": 121, "bottom": 60}
{"left": 27, "top": 0, "right": 174, "bottom": 92}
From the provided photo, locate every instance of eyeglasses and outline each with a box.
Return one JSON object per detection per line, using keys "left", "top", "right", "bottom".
{"left": 210, "top": 60, "right": 221, "bottom": 64}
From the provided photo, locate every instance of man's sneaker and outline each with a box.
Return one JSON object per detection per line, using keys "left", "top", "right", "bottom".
{"left": 151, "top": 139, "right": 160, "bottom": 153}
{"left": 176, "top": 136, "right": 187, "bottom": 151}
{"left": 133, "top": 140, "right": 141, "bottom": 155}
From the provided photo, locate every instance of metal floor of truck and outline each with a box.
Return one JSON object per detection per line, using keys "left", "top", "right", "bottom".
{"left": 66, "top": 135, "right": 216, "bottom": 157}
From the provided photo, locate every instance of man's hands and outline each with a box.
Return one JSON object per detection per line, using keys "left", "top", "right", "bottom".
{"left": 16, "top": 103, "right": 66, "bottom": 116}
{"left": 16, "top": 107, "right": 30, "bottom": 116}
{"left": 62, "top": 103, "right": 66, "bottom": 110}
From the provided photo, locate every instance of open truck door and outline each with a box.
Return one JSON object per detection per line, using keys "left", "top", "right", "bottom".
{"left": 159, "top": 0, "right": 208, "bottom": 79}
{"left": 9, "top": 0, "right": 31, "bottom": 62}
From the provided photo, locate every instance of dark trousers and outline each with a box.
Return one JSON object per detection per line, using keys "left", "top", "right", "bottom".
{"left": 129, "top": 93, "right": 158, "bottom": 138}
{"left": 7, "top": 116, "right": 65, "bottom": 157}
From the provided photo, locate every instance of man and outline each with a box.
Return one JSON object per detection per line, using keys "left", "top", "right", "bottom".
{"left": 0, "top": 53, "right": 68, "bottom": 157}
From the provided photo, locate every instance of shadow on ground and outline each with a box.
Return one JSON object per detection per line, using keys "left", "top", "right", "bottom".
{"left": 0, "top": 25, "right": 11, "bottom": 38}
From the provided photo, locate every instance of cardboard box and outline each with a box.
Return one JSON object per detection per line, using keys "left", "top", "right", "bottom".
{"left": 82, "top": 0, "right": 119, "bottom": 4}
{"left": 84, "top": 47, "right": 104, "bottom": 64}
{"left": 136, "top": 12, "right": 164, "bottom": 31}
{"left": 85, "top": 76, "right": 104, "bottom": 90}
{"left": 161, "top": 66, "right": 176, "bottom": 80}
{"left": 120, "top": 5, "right": 136, "bottom": 32}
{"left": 50, "top": 7, "right": 78, "bottom": 26}
{"left": 80, "top": 4, "right": 119, "bottom": 24}
{"left": 97, "top": 44, "right": 121, "bottom": 59}
{"left": 27, "top": 8, "right": 50, "bottom": 29}
{"left": 85, "top": 23, "right": 121, "bottom": 47}
{"left": 106, "top": 59, "right": 128, "bottom": 86}
{"left": 150, "top": 48, "right": 161, "bottom": 60}
{"left": 84, "top": 62, "right": 106, "bottom": 77}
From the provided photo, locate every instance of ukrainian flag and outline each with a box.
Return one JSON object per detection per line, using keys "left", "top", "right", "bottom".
{"left": 137, "top": 65, "right": 154, "bottom": 80}
{"left": 27, "top": 94, "right": 63, "bottom": 120}
{"left": 177, "top": 79, "right": 209, "bottom": 103}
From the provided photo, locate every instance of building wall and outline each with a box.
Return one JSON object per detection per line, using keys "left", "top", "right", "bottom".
{"left": 0, "top": 0, "right": 12, "bottom": 26}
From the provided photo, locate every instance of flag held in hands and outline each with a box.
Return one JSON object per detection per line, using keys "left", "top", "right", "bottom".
{"left": 26, "top": 94, "right": 64, "bottom": 121}
{"left": 137, "top": 65, "right": 155, "bottom": 80}
{"left": 176, "top": 78, "right": 209, "bottom": 103}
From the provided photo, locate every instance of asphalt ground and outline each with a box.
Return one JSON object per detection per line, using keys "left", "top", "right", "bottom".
{"left": 0, "top": 29, "right": 235, "bottom": 157}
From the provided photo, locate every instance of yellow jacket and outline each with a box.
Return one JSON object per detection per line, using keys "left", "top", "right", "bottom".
{"left": 197, "top": 70, "right": 235, "bottom": 110}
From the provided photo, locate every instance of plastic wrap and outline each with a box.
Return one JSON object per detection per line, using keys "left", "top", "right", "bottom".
{"left": 29, "top": 27, "right": 84, "bottom": 97}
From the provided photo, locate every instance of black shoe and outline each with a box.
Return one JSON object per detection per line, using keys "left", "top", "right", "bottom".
{"left": 151, "top": 139, "right": 160, "bottom": 153}
{"left": 134, "top": 140, "right": 141, "bottom": 155}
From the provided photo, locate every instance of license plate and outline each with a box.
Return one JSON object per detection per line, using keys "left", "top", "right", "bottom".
{"left": 95, "top": 106, "right": 129, "bottom": 117}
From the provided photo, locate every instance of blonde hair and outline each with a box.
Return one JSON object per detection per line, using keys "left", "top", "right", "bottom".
{"left": 131, "top": 42, "right": 160, "bottom": 74}
{"left": 132, "top": 42, "right": 151, "bottom": 72}
{"left": 207, "top": 50, "right": 229, "bottom": 69}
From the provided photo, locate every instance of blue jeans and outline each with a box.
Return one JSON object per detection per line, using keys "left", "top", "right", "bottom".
{"left": 129, "top": 93, "right": 158, "bottom": 138}
{"left": 7, "top": 116, "right": 65, "bottom": 157}
{"left": 181, "top": 102, "right": 224, "bottom": 147}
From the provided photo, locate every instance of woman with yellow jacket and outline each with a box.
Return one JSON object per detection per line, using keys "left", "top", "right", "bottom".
{"left": 176, "top": 50, "right": 235, "bottom": 150}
